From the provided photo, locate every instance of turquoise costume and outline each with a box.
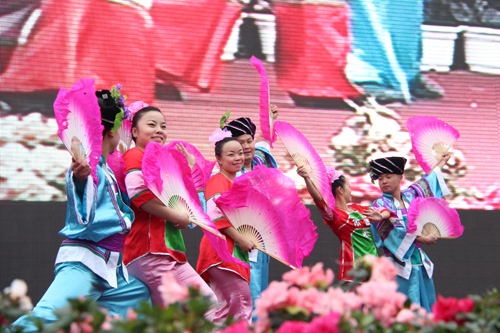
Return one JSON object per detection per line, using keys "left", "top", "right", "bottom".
{"left": 239, "top": 141, "right": 277, "bottom": 322}
{"left": 12, "top": 157, "right": 151, "bottom": 332}
{"left": 371, "top": 167, "right": 450, "bottom": 312}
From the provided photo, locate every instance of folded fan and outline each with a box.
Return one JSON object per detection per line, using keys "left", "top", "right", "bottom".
{"left": 216, "top": 165, "right": 318, "bottom": 269}
{"left": 251, "top": 56, "right": 276, "bottom": 147}
{"left": 407, "top": 197, "right": 464, "bottom": 239}
{"left": 274, "top": 120, "right": 336, "bottom": 211}
{"left": 53, "top": 78, "right": 103, "bottom": 183}
{"left": 407, "top": 116, "right": 459, "bottom": 174}
{"left": 142, "top": 142, "right": 224, "bottom": 239}
{"left": 117, "top": 119, "right": 133, "bottom": 154}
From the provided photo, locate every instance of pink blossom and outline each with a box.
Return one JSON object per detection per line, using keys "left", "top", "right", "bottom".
{"left": 304, "top": 312, "right": 341, "bottom": 333}
{"left": 208, "top": 128, "right": 232, "bottom": 146}
{"left": 326, "top": 166, "right": 342, "bottom": 185}
{"left": 362, "top": 255, "right": 398, "bottom": 282}
{"left": 357, "top": 281, "right": 407, "bottom": 326}
{"left": 325, "top": 287, "right": 363, "bottom": 314}
{"left": 220, "top": 321, "right": 253, "bottom": 333}
{"left": 275, "top": 320, "right": 309, "bottom": 333}
{"left": 128, "top": 101, "right": 149, "bottom": 120}
{"left": 395, "top": 309, "right": 417, "bottom": 324}
{"left": 158, "top": 271, "right": 189, "bottom": 307}
{"left": 255, "top": 281, "right": 289, "bottom": 313}
{"left": 126, "top": 308, "right": 138, "bottom": 321}
{"left": 283, "top": 263, "right": 334, "bottom": 289}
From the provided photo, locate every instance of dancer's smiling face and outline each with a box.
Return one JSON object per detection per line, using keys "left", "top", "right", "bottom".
{"left": 216, "top": 139, "right": 244, "bottom": 176}
{"left": 132, "top": 110, "right": 168, "bottom": 150}
{"left": 236, "top": 134, "right": 255, "bottom": 165}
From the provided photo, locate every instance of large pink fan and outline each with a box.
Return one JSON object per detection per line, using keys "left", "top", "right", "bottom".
{"left": 216, "top": 165, "right": 318, "bottom": 269}
{"left": 53, "top": 78, "right": 103, "bottom": 183}
{"left": 142, "top": 143, "right": 223, "bottom": 238}
{"left": 407, "top": 116, "right": 460, "bottom": 174}
{"left": 407, "top": 197, "right": 464, "bottom": 239}
{"left": 274, "top": 120, "right": 336, "bottom": 212}
{"left": 143, "top": 143, "right": 251, "bottom": 269}
{"left": 166, "top": 141, "right": 216, "bottom": 191}
{"left": 251, "top": 56, "right": 276, "bottom": 147}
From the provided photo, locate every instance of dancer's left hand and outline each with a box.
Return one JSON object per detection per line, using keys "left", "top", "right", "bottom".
{"left": 176, "top": 143, "right": 196, "bottom": 169}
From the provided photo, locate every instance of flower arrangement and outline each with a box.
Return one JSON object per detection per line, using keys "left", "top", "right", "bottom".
{"left": 3, "top": 258, "right": 498, "bottom": 333}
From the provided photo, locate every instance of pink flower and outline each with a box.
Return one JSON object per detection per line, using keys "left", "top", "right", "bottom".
{"left": 128, "top": 101, "right": 149, "bottom": 120}
{"left": 126, "top": 308, "right": 137, "bottom": 321}
{"left": 432, "top": 295, "right": 475, "bottom": 325}
{"left": 283, "top": 263, "right": 334, "bottom": 289}
{"left": 326, "top": 166, "right": 342, "bottom": 185}
{"left": 304, "top": 312, "right": 341, "bottom": 333}
{"left": 325, "top": 287, "right": 363, "bottom": 314}
{"left": 220, "top": 321, "right": 253, "bottom": 333}
{"left": 362, "top": 255, "right": 398, "bottom": 282}
{"left": 297, "top": 287, "right": 327, "bottom": 314}
{"left": 276, "top": 320, "right": 309, "bottom": 333}
{"left": 208, "top": 128, "right": 232, "bottom": 146}
{"left": 357, "top": 281, "right": 407, "bottom": 326}
{"left": 158, "top": 272, "right": 189, "bottom": 307}
{"left": 395, "top": 309, "right": 416, "bottom": 324}
{"left": 255, "top": 281, "right": 289, "bottom": 313}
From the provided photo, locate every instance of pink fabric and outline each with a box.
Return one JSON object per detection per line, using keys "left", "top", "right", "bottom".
{"left": 127, "top": 254, "right": 217, "bottom": 321}
{"left": 206, "top": 267, "right": 253, "bottom": 325}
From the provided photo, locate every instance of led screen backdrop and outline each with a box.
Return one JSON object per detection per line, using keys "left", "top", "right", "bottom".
{"left": 1, "top": 0, "right": 499, "bottom": 211}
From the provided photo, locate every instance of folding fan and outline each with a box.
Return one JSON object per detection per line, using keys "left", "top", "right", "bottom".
{"left": 407, "top": 197, "right": 464, "bottom": 239}
{"left": 274, "top": 120, "right": 336, "bottom": 211}
{"left": 142, "top": 142, "right": 224, "bottom": 239}
{"left": 217, "top": 188, "right": 294, "bottom": 268}
{"left": 407, "top": 116, "right": 460, "bottom": 174}
{"left": 251, "top": 56, "right": 276, "bottom": 147}
{"left": 117, "top": 119, "right": 133, "bottom": 154}
{"left": 53, "top": 78, "right": 103, "bottom": 183}
{"left": 217, "top": 165, "right": 318, "bottom": 269}
{"left": 166, "top": 140, "right": 216, "bottom": 191}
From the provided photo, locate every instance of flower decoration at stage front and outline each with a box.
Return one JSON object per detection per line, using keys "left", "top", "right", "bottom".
{"left": 326, "top": 166, "right": 342, "bottom": 185}
{"left": 208, "top": 127, "right": 232, "bottom": 146}
{"left": 109, "top": 84, "right": 130, "bottom": 132}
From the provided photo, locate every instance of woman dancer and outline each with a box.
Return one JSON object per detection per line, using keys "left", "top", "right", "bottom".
{"left": 297, "top": 166, "right": 390, "bottom": 282}
{"left": 196, "top": 136, "right": 256, "bottom": 325}
{"left": 12, "top": 88, "right": 151, "bottom": 332}
{"left": 122, "top": 106, "right": 216, "bottom": 315}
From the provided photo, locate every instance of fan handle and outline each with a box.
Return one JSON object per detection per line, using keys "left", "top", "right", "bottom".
{"left": 429, "top": 139, "right": 456, "bottom": 174}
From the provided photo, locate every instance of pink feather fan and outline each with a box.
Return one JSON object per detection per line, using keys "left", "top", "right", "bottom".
{"left": 407, "top": 116, "right": 460, "bottom": 174}
{"left": 166, "top": 141, "right": 216, "bottom": 191}
{"left": 216, "top": 166, "right": 318, "bottom": 269}
{"left": 274, "top": 120, "right": 336, "bottom": 212}
{"left": 407, "top": 197, "right": 464, "bottom": 239}
{"left": 53, "top": 78, "right": 103, "bottom": 183}
{"left": 251, "top": 56, "right": 276, "bottom": 147}
{"left": 142, "top": 143, "right": 251, "bottom": 269}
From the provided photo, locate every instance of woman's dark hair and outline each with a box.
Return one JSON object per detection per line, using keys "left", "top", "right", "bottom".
{"left": 96, "top": 90, "right": 121, "bottom": 136}
{"left": 215, "top": 137, "right": 239, "bottom": 158}
{"left": 332, "top": 175, "right": 347, "bottom": 198}
{"left": 130, "top": 106, "right": 162, "bottom": 142}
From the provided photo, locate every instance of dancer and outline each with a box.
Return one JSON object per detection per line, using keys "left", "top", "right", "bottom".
{"left": 196, "top": 136, "right": 255, "bottom": 325}
{"left": 368, "top": 154, "right": 451, "bottom": 311}
{"left": 297, "top": 166, "right": 390, "bottom": 282}
{"left": 12, "top": 90, "right": 151, "bottom": 332}
{"left": 223, "top": 109, "right": 277, "bottom": 320}
{"left": 122, "top": 106, "right": 217, "bottom": 315}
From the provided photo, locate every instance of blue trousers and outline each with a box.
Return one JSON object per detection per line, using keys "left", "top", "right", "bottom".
{"left": 396, "top": 265, "right": 436, "bottom": 312}
{"left": 12, "top": 262, "right": 151, "bottom": 332}
{"left": 249, "top": 251, "right": 270, "bottom": 322}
